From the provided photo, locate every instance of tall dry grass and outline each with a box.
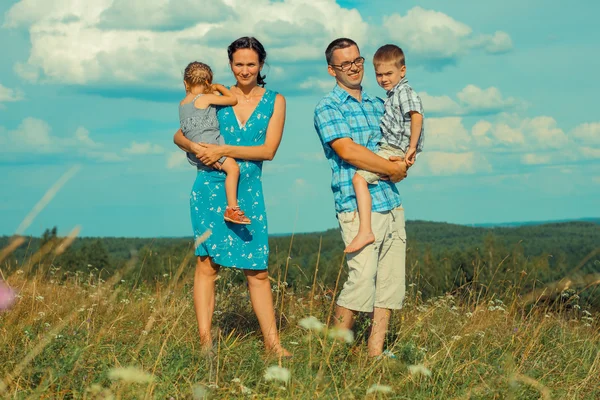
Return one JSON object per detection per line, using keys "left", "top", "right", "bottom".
{"left": 0, "top": 237, "right": 598, "bottom": 399}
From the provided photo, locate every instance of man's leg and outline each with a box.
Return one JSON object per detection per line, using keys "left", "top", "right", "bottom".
{"left": 334, "top": 305, "right": 357, "bottom": 330}
{"left": 370, "top": 207, "right": 407, "bottom": 356}
{"left": 368, "top": 308, "right": 391, "bottom": 356}
{"left": 335, "top": 211, "right": 380, "bottom": 314}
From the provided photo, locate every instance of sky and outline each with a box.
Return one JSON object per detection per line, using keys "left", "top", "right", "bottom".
{"left": 0, "top": 0, "right": 599, "bottom": 238}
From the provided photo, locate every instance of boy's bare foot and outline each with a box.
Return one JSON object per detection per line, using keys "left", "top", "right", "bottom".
{"left": 344, "top": 232, "right": 375, "bottom": 253}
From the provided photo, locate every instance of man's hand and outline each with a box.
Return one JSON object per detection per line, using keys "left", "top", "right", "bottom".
{"left": 387, "top": 156, "right": 408, "bottom": 183}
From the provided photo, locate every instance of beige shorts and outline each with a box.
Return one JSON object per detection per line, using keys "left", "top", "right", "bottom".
{"left": 356, "top": 143, "right": 406, "bottom": 184}
{"left": 336, "top": 207, "right": 406, "bottom": 312}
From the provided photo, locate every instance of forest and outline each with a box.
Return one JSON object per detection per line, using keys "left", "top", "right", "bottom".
{"left": 2, "top": 219, "right": 599, "bottom": 307}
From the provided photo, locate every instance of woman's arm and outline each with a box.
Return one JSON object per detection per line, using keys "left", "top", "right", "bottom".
{"left": 199, "top": 94, "right": 286, "bottom": 164}
{"left": 174, "top": 129, "right": 204, "bottom": 155}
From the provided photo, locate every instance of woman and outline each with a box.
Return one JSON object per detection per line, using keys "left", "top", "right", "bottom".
{"left": 174, "top": 37, "right": 290, "bottom": 357}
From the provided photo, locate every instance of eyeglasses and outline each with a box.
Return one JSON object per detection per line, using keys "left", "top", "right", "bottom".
{"left": 329, "top": 57, "right": 365, "bottom": 72}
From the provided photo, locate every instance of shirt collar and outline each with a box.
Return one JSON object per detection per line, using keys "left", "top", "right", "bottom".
{"left": 387, "top": 77, "right": 408, "bottom": 97}
{"left": 332, "top": 83, "right": 375, "bottom": 104}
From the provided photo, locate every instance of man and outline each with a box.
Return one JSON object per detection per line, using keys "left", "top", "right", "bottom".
{"left": 314, "top": 38, "right": 408, "bottom": 357}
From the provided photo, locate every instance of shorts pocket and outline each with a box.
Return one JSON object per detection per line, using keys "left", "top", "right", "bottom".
{"left": 391, "top": 207, "right": 406, "bottom": 241}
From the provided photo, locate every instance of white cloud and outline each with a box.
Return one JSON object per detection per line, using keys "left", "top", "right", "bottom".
{"left": 124, "top": 141, "right": 165, "bottom": 155}
{"left": 457, "top": 85, "right": 520, "bottom": 114}
{"left": 5, "top": 0, "right": 368, "bottom": 86}
{"left": 413, "top": 151, "right": 492, "bottom": 176}
{"left": 382, "top": 7, "right": 512, "bottom": 69}
{"left": 425, "top": 117, "right": 471, "bottom": 152}
{"left": 0, "top": 117, "right": 122, "bottom": 162}
{"left": 98, "top": 0, "right": 233, "bottom": 30}
{"left": 4, "top": 2, "right": 510, "bottom": 88}
{"left": 476, "top": 31, "right": 513, "bottom": 54}
{"left": 571, "top": 122, "right": 600, "bottom": 146}
{"left": 299, "top": 78, "right": 333, "bottom": 93}
{"left": 521, "top": 153, "right": 552, "bottom": 165}
{"left": 421, "top": 85, "right": 522, "bottom": 116}
{"left": 166, "top": 150, "right": 188, "bottom": 169}
{"left": 419, "top": 92, "right": 461, "bottom": 115}
{"left": 0, "top": 83, "right": 25, "bottom": 104}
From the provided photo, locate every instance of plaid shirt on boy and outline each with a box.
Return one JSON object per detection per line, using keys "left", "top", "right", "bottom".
{"left": 314, "top": 84, "right": 402, "bottom": 214}
{"left": 380, "top": 77, "right": 424, "bottom": 152}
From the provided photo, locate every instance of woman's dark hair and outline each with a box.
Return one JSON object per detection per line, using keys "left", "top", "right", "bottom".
{"left": 227, "top": 36, "right": 267, "bottom": 87}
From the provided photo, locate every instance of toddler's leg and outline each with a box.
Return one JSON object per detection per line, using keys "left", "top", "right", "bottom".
{"left": 220, "top": 158, "right": 250, "bottom": 225}
{"left": 345, "top": 173, "right": 376, "bottom": 253}
{"left": 219, "top": 158, "right": 240, "bottom": 209}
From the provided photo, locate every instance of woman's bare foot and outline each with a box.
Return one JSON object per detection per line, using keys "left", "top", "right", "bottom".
{"left": 344, "top": 232, "right": 375, "bottom": 253}
{"left": 265, "top": 344, "right": 292, "bottom": 358}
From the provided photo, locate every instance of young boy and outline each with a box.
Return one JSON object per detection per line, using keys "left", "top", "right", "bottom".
{"left": 344, "top": 44, "right": 424, "bottom": 253}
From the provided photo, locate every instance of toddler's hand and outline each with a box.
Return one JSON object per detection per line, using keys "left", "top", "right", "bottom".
{"left": 405, "top": 148, "right": 417, "bottom": 167}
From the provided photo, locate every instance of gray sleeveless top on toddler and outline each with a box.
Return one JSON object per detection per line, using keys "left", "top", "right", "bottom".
{"left": 179, "top": 94, "right": 226, "bottom": 167}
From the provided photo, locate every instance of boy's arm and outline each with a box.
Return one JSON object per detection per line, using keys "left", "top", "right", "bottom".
{"left": 408, "top": 111, "right": 423, "bottom": 150}
{"left": 195, "top": 84, "right": 238, "bottom": 107}
{"left": 315, "top": 104, "right": 407, "bottom": 183}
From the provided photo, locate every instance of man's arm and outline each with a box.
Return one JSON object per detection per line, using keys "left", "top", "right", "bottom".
{"left": 330, "top": 138, "right": 407, "bottom": 183}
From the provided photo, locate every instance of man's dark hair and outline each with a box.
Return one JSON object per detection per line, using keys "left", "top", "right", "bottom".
{"left": 325, "top": 38, "right": 359, "bottom": 64}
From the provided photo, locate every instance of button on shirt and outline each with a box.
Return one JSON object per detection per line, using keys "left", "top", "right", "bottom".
{"left": 380, "top": 77, "right": 424, "bottom": 152}
{"left": 314, "top": 84, "right": 402, "bottom": 214}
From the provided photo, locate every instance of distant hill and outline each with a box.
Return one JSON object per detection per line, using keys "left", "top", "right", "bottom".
{"left": 472, "top": 217, "right": 600, "bottom": 228}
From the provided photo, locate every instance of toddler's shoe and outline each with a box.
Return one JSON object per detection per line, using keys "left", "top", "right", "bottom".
{"left": 224, "top": 206, "right": 251, "bottom": 225}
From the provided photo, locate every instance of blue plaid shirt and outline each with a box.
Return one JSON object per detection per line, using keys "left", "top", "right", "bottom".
{"left": 314, "top": 84, "right": 402, "bottom": 214}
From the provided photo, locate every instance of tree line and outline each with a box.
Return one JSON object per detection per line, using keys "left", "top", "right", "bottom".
{"left": 2, "top": 220, "right": 599, "bottom": 307}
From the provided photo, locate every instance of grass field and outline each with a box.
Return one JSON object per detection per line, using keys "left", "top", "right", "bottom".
{"left": 1, "top": 240, "right": 599, "bottom": 399}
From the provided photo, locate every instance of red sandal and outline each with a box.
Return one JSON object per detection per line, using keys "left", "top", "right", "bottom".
{"left": 224, "top": 206, "right": 251, "bottom": 225}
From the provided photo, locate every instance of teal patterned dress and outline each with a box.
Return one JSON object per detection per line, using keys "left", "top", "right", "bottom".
{"left": 190, "top": 89, "right": 277, "bottom": 270}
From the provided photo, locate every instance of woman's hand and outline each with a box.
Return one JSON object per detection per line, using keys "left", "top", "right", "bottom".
{"left": 197, "top": 143, "right": 225, "bottom": 167}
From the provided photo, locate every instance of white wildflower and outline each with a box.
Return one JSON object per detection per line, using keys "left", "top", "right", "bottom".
{"left": 192, "top": 384, "right": 209, "bottom": 399}
{"left": 232, "top": 378, "right": 241, "bottom": 383}
{"left": 38, "top": 312, "right": 46, "bottom": 318}
{"left": 264, "top": 365, "right": 290, "bottom": 383}
{"left": 475, "top": 331, "right": 485, "bottom": 338}
{"left": 366, "top": 384, "right": 393, "bottom": 394}
{"left": 120, "top": 299, "right": 130, "bottom": 305}
{"left": 298, "top": 316, "right": 325, "bottom": 332}
{"left": 465, "top": 312, "right": 473, "bottom": 318}
{"left": 108, "top": 367, "right": 154, "bottom": 384}
{"left": 408, "top": 364, "right": 432, "bottom": 377}
{"left": 451, "top": 335, "right": 462, "bottom": 341}
{"left": 328, "top": 327, "right": 354, "bottom": 344}
{"left": 289, "top": 341, "right": 299, "bottom": 345}
{"left": 240, "top": 385, "right": 252, "bottom": 395}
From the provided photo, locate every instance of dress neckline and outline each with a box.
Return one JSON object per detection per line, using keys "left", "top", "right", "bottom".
{"left": 231, "top": 89, "right": 268, "bottom": 128}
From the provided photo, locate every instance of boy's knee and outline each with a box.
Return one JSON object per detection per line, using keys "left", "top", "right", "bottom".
{"left": 352, "top": 173, "right": 363, "bottom": 185}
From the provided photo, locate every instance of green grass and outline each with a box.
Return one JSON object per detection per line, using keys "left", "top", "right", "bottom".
{"left": 1, "top": 252, "right": 599, "bottom": 399}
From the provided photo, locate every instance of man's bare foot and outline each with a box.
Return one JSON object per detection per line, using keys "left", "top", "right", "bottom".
{"left": 344, "top": 232, "right": 375, "bottom": 253}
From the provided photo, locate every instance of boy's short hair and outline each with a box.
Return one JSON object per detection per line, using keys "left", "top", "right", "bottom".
{"left": 373, "top": 44, "right": 405, "bottom": 67}
{"left": 325, "top": 38, "right": 359, "bottom": 64}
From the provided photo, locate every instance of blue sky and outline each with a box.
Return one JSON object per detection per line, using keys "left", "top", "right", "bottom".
{"left": 1, "top": 0, "right": 599, "bottom": 238}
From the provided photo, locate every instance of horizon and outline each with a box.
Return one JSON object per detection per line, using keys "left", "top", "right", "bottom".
{"left": 1, "top": 0, "right": 599, "bottom": 238}
{"left": 4, "top": 216, "right": 598, "bottom": 240}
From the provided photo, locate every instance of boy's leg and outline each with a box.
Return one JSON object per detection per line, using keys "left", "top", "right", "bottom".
{"left": 344, "top": 173, "right": 375, "bottom": 253}
{"left": 219, "top": 158, "right": 240, "bottom": 209}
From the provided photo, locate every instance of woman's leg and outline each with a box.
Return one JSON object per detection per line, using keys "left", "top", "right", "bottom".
{"left": 193, "top": 256, "right": 220, "bottom": 351}
{"left": 244, "top": 269, "right": 291, "bottom": 357}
